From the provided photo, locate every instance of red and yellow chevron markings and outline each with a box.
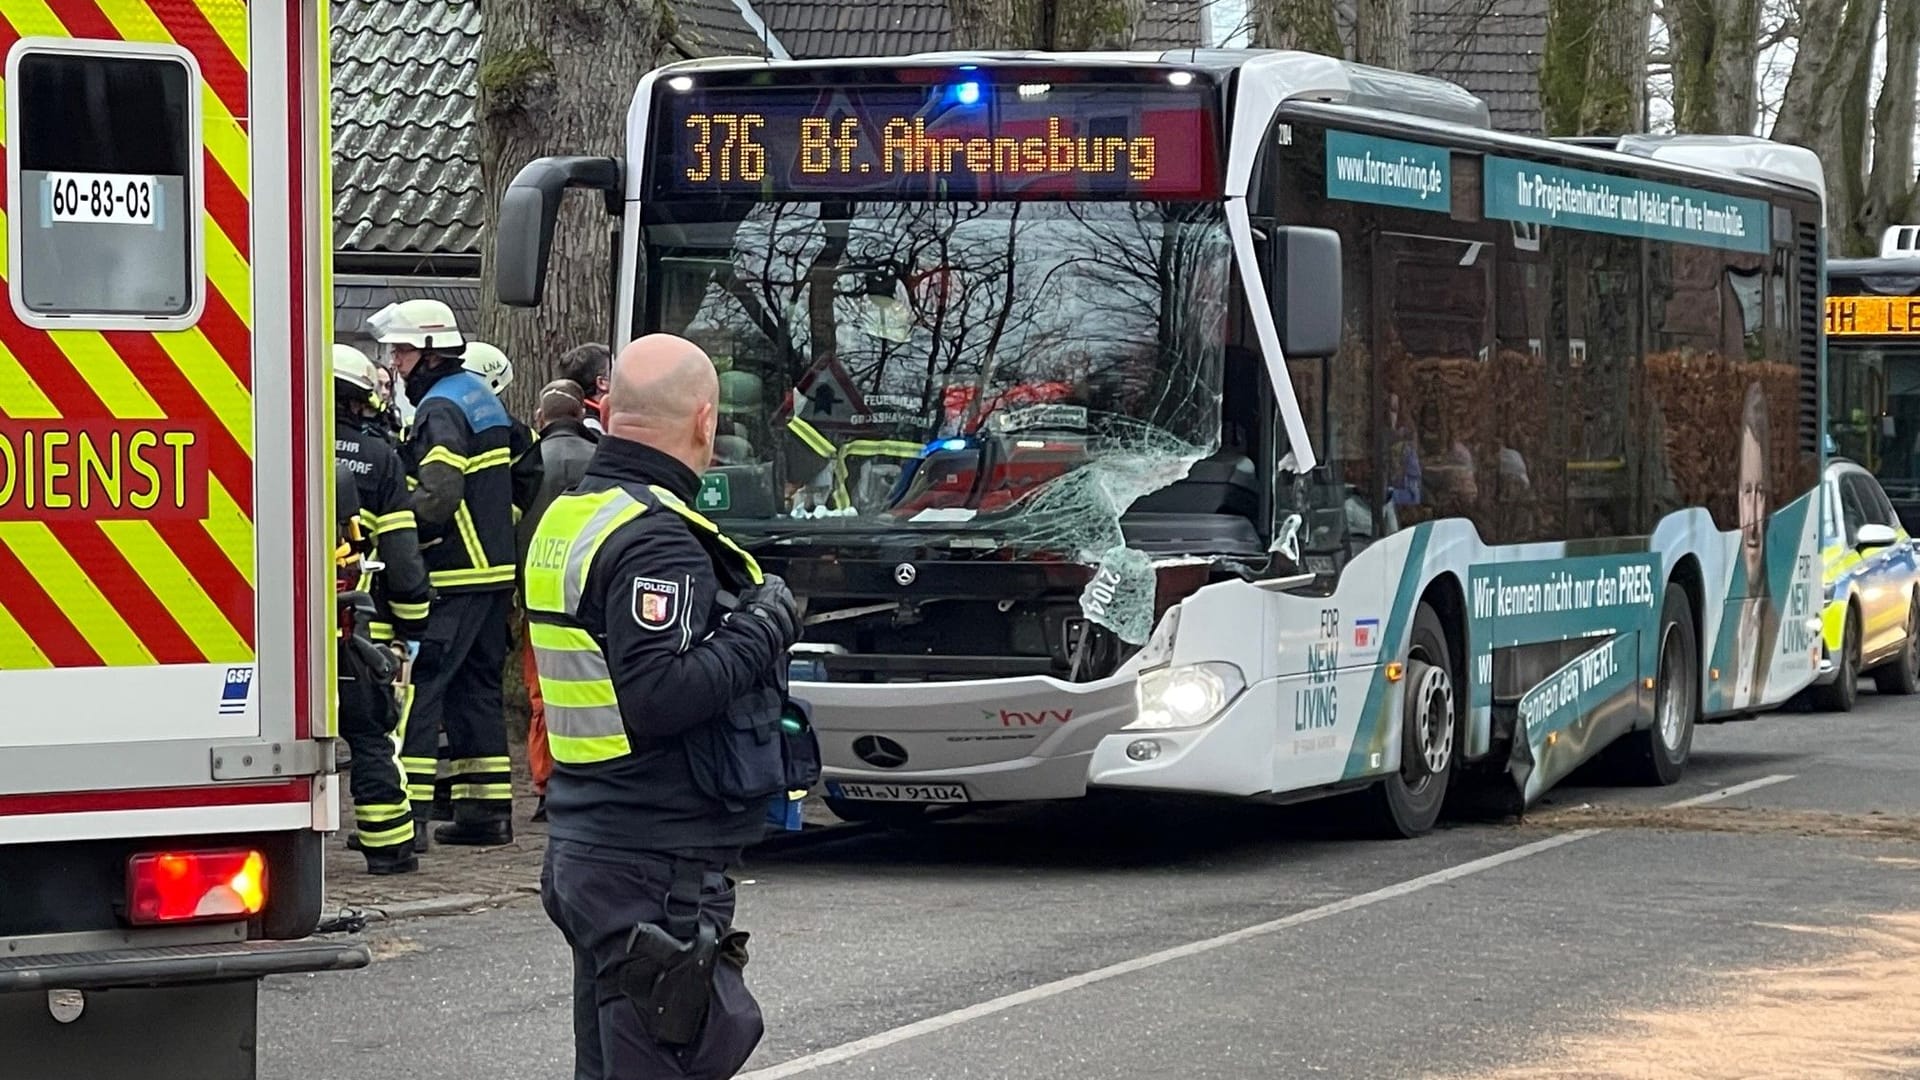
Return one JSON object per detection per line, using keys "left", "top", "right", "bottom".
{"left": 0, "top": 0, "right": 256, "bottom": 670}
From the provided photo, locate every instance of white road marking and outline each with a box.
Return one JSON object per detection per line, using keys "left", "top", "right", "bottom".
{"left": 741, "top": 774, "right": 1800, "bottom": 1078}
{"left": 1665, "top": 774, "right": 1796, "bottom": 808}
{"left": 739, "top": 830, "right": 1602, "bottom": 1079}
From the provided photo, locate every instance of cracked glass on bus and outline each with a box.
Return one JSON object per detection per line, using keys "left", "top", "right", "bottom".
{"left": 646, "top": 199, "right": 1229, "bottom": 641}
{"left": 13, "top": 51, "right": 197, "bottom": 319}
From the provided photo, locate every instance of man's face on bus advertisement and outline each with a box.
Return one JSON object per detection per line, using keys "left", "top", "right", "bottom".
{"left": 1738, "top": 426, "right": 1767, "bottom": 581}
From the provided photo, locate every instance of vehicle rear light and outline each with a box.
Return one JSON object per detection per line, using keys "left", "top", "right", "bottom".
{"left": 126, "top": 849, "right": 268, "bottom": 925}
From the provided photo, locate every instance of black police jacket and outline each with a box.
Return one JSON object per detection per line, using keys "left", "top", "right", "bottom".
{"left": 544, "top": 437, "right": 786, "bottom": 857}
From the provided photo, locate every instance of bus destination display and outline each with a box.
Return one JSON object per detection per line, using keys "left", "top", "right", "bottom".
{"left": 650, "top": 81, "right": 1220, "bottom": 200}
{"left": 1827, "top": 295, "right": 1920, "bottom": 336}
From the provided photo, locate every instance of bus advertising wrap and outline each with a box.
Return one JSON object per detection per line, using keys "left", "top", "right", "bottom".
{"left": 1484, "top": 156, "right": 1771, "bottom": 253}
{"left": 1324, "top": 130, "right": 1451, "bottom": 211}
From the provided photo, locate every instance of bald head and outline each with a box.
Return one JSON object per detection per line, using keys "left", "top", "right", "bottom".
{"left": 605, "top": 334, "right": 720, "bottom": 473}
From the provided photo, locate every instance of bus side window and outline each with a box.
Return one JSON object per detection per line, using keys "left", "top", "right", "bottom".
{"left": 7, "top": 45, "right": 202, "bottom": 329}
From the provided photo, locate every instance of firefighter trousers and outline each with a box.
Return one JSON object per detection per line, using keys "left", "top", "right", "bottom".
{"left": 541, "top": 840, "right": 763, "bottom": 1080}
{"left": 398, "top": 589, "right": 514, "bottom": 825}
{"left": 341, "top": 692, "right": 414, "bottom": 852}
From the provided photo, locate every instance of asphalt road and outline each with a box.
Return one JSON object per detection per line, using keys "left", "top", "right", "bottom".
{"left": 261, "top": 686, "right": 1920, "bottom": 1080}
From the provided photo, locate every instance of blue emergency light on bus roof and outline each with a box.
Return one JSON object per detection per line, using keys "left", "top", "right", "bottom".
{"left": 954, "top": 81, "right": 982, "bottom": 106}
{"left": 929, "top": 438, "right": 970, "bottom": 455}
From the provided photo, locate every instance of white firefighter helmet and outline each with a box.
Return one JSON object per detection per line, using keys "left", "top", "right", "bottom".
{"left": 367, "top": 298, "right": 464, "bottom": 351}
{"left": 332, "top": 343, "right": 381, "bottom": 393}
{"left": 463, "top": 341, "right": 513, "bottom": 396}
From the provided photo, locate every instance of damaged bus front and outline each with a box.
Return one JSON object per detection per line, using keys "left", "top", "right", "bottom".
{"left": 494, "top": 53, "right": 1343, "bottom": 821}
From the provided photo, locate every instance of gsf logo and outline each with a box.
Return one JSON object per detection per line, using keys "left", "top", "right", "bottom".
{"left": 226, "top": 668, "right": 252, "bottom": 685}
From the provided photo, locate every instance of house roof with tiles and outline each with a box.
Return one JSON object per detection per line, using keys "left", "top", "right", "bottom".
{"left": 330, "top": 0, "right": 778, "bottom": 263}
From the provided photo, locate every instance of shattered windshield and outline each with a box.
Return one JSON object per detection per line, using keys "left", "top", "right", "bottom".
{"left": 645, "top": 199, "right": 1229, "bottom": 641}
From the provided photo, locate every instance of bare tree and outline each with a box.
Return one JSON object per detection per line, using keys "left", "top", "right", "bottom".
{"left": 1354, "top": 0, "right": 1411, "bottom": 68}
{"left": 1051, "top": 0, "right": 1149, "bottom": 48}
{"left": 1667, "top": 0, "right": 1763, "bottom": 133}
{"left": 949, "top": 0, "right": 1043, "bottom": 47}
{"left": 948, "top": 0, "right": 1146, "bottom": 49}
{"left": 1541, "top": 0, "right": 1651, "bottom": 136}
{"left": 1251, "top": 0, "right": 1344, "bottom": 53}
{"left": 477, "top": 0, "right": 668, "bottom": 419}
{"left": 1770, "top": 0, "right": 1883, "bottom": 252}
{"left": 1863, "top": 0, "right": 1919, "bottom": 240}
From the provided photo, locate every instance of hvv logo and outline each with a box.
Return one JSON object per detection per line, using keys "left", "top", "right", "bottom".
{"left": 985, "top": 708, "right": 1075, "bottom": 727}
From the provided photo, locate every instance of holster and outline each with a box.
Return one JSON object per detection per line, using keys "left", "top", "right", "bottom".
{"left": 607, "top": 860, "right": 751, "bottom": 1048}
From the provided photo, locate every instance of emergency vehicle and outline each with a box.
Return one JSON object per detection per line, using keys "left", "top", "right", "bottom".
{"left": 0, "top": 0, "right": 365, "bottom": 1073}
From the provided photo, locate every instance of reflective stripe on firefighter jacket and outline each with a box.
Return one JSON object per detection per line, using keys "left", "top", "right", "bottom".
{"left": 523, "top": 484, "right": 765, "bottom": 765}
{"left": 781, "top": 418, "right": 920, "bottom": 512}
{"left": 337, "top": 418, "right": 433, "bottom": 640}
{"left": 404, "top": 370, "right": 519, "bottom": 592}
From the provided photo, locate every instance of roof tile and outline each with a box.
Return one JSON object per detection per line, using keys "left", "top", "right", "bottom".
{"left": 329, "top": 0, "right": 483, "bottom": 256}
{"left": 332, "top": 0, "right": 767, "bottom": 258}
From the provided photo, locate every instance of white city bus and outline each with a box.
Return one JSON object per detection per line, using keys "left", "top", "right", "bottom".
{"left": 497, "top": 50, "right": 1828, "bottom": 836}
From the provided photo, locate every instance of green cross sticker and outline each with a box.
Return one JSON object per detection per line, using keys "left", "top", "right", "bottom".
{"left": 696, "top": 472, "right": 731, "bottom": 512}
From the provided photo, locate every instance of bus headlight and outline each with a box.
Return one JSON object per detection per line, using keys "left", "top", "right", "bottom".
{"left": 1127, "top": 662, "right": 1245, "bottom": 731}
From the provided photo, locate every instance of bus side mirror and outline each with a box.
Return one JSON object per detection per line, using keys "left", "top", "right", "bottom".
{"left": 495, "top": 156, "right": 623, "bottom": 308}
{"left": 1272, "top": 227, "right": 1342, "bottom": 359}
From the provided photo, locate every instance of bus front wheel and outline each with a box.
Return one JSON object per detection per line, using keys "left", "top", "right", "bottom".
{"left": 1618, "top": 586, "right": 1697, "bottom": 786}
{"left": 1366, "top": 601, "right": 1456, "bottom": 839}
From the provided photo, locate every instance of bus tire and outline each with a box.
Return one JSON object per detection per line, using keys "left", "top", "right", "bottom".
{"left": 1813, "top": 604, "right": 1861, "bottom": 712}
{"left": 1619, "top": 586, "right": 1697, "bottom": 786}
{"left": 1871, "top": 597, "right": 1920, "bottom": 696}
{"left": 1365, "top": 601, "right": 1455, "bottom": 839}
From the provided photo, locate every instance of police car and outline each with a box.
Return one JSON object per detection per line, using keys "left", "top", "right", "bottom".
{"left": 1810, "top": 459, "right": 1920, "bottom": 711}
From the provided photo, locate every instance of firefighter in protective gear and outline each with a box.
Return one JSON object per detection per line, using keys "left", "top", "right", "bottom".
{"left": 529, "top": 334, "right": 807, "bottom": 1079}
{"left": 466, "top": 340, "right": 546, "bottom": 524}
{"left": 334, "top": 344, "right": 430, "bottom": 871}
{"left": 368, "top": 299, "right": 519, "bottom": 847}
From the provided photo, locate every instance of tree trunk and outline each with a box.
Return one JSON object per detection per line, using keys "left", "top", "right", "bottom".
{"left": 1863, "top": 0, "right": 1919, "bottom": 247}
{"left": 1770, "top": 0, "right": 1880, "bottom": 253}
{"left": 1250, "top": 0, "right": 1343, "bottom": 54}
{"left": 477, "top": 0, "right": 663, "bottom": 421}
{"left": 1667, "top": 0, "right": 1761, "bottom": 134}
{"left": 1541, "top": 0, "right": 1649, "bottom": 137}
{"left": 949, "top": 0, "right": 1147, "bottom": 49}
{"left": 1049, "top": 0, "right": 1147, "bottom": 49}
{"left": 1354, "top": 0, "right": 1410, "bottom": 70}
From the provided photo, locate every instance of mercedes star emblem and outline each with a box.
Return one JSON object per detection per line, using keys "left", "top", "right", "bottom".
{"left": 852, "top": 735, "right": 910, "bottom": 769}
{"left": 893, "top": 562, "right": 918, "bottom": 587}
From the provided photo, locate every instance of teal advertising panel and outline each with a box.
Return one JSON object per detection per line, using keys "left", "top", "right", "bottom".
{"left": 1467, "top": 552, "right": 1664, "bottom": 708}
{"left": 1516, "top": 631, "right": 1637, "bottom": 739}
{"left": 1325, "top": 130, "right": 1450, "bottom": 212}
{"left": 1484, "top": 156, "right": 1770, "bottom": 253}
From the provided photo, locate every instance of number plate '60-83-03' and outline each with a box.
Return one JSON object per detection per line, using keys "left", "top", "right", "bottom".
{"left": 47, "top": 171, "right": 159, "bottom": 225}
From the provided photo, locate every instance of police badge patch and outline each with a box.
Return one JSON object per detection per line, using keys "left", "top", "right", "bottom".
{"left": 632, "top": 577, "right": 680, "bottom": 631}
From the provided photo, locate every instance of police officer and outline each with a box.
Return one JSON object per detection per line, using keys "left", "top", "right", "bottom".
{"left": 367, "top": 299, "right": 520, "bottom": 847}
{"left": 527, "top": 334, "right": 805, "bottom": 1079}
{"left": 334, "top": 344, "right": 432, "bottom": 871}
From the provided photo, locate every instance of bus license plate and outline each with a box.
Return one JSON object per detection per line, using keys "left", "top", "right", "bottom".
{"left": 828, "top": 782, "right": 969, "bottom": 803}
